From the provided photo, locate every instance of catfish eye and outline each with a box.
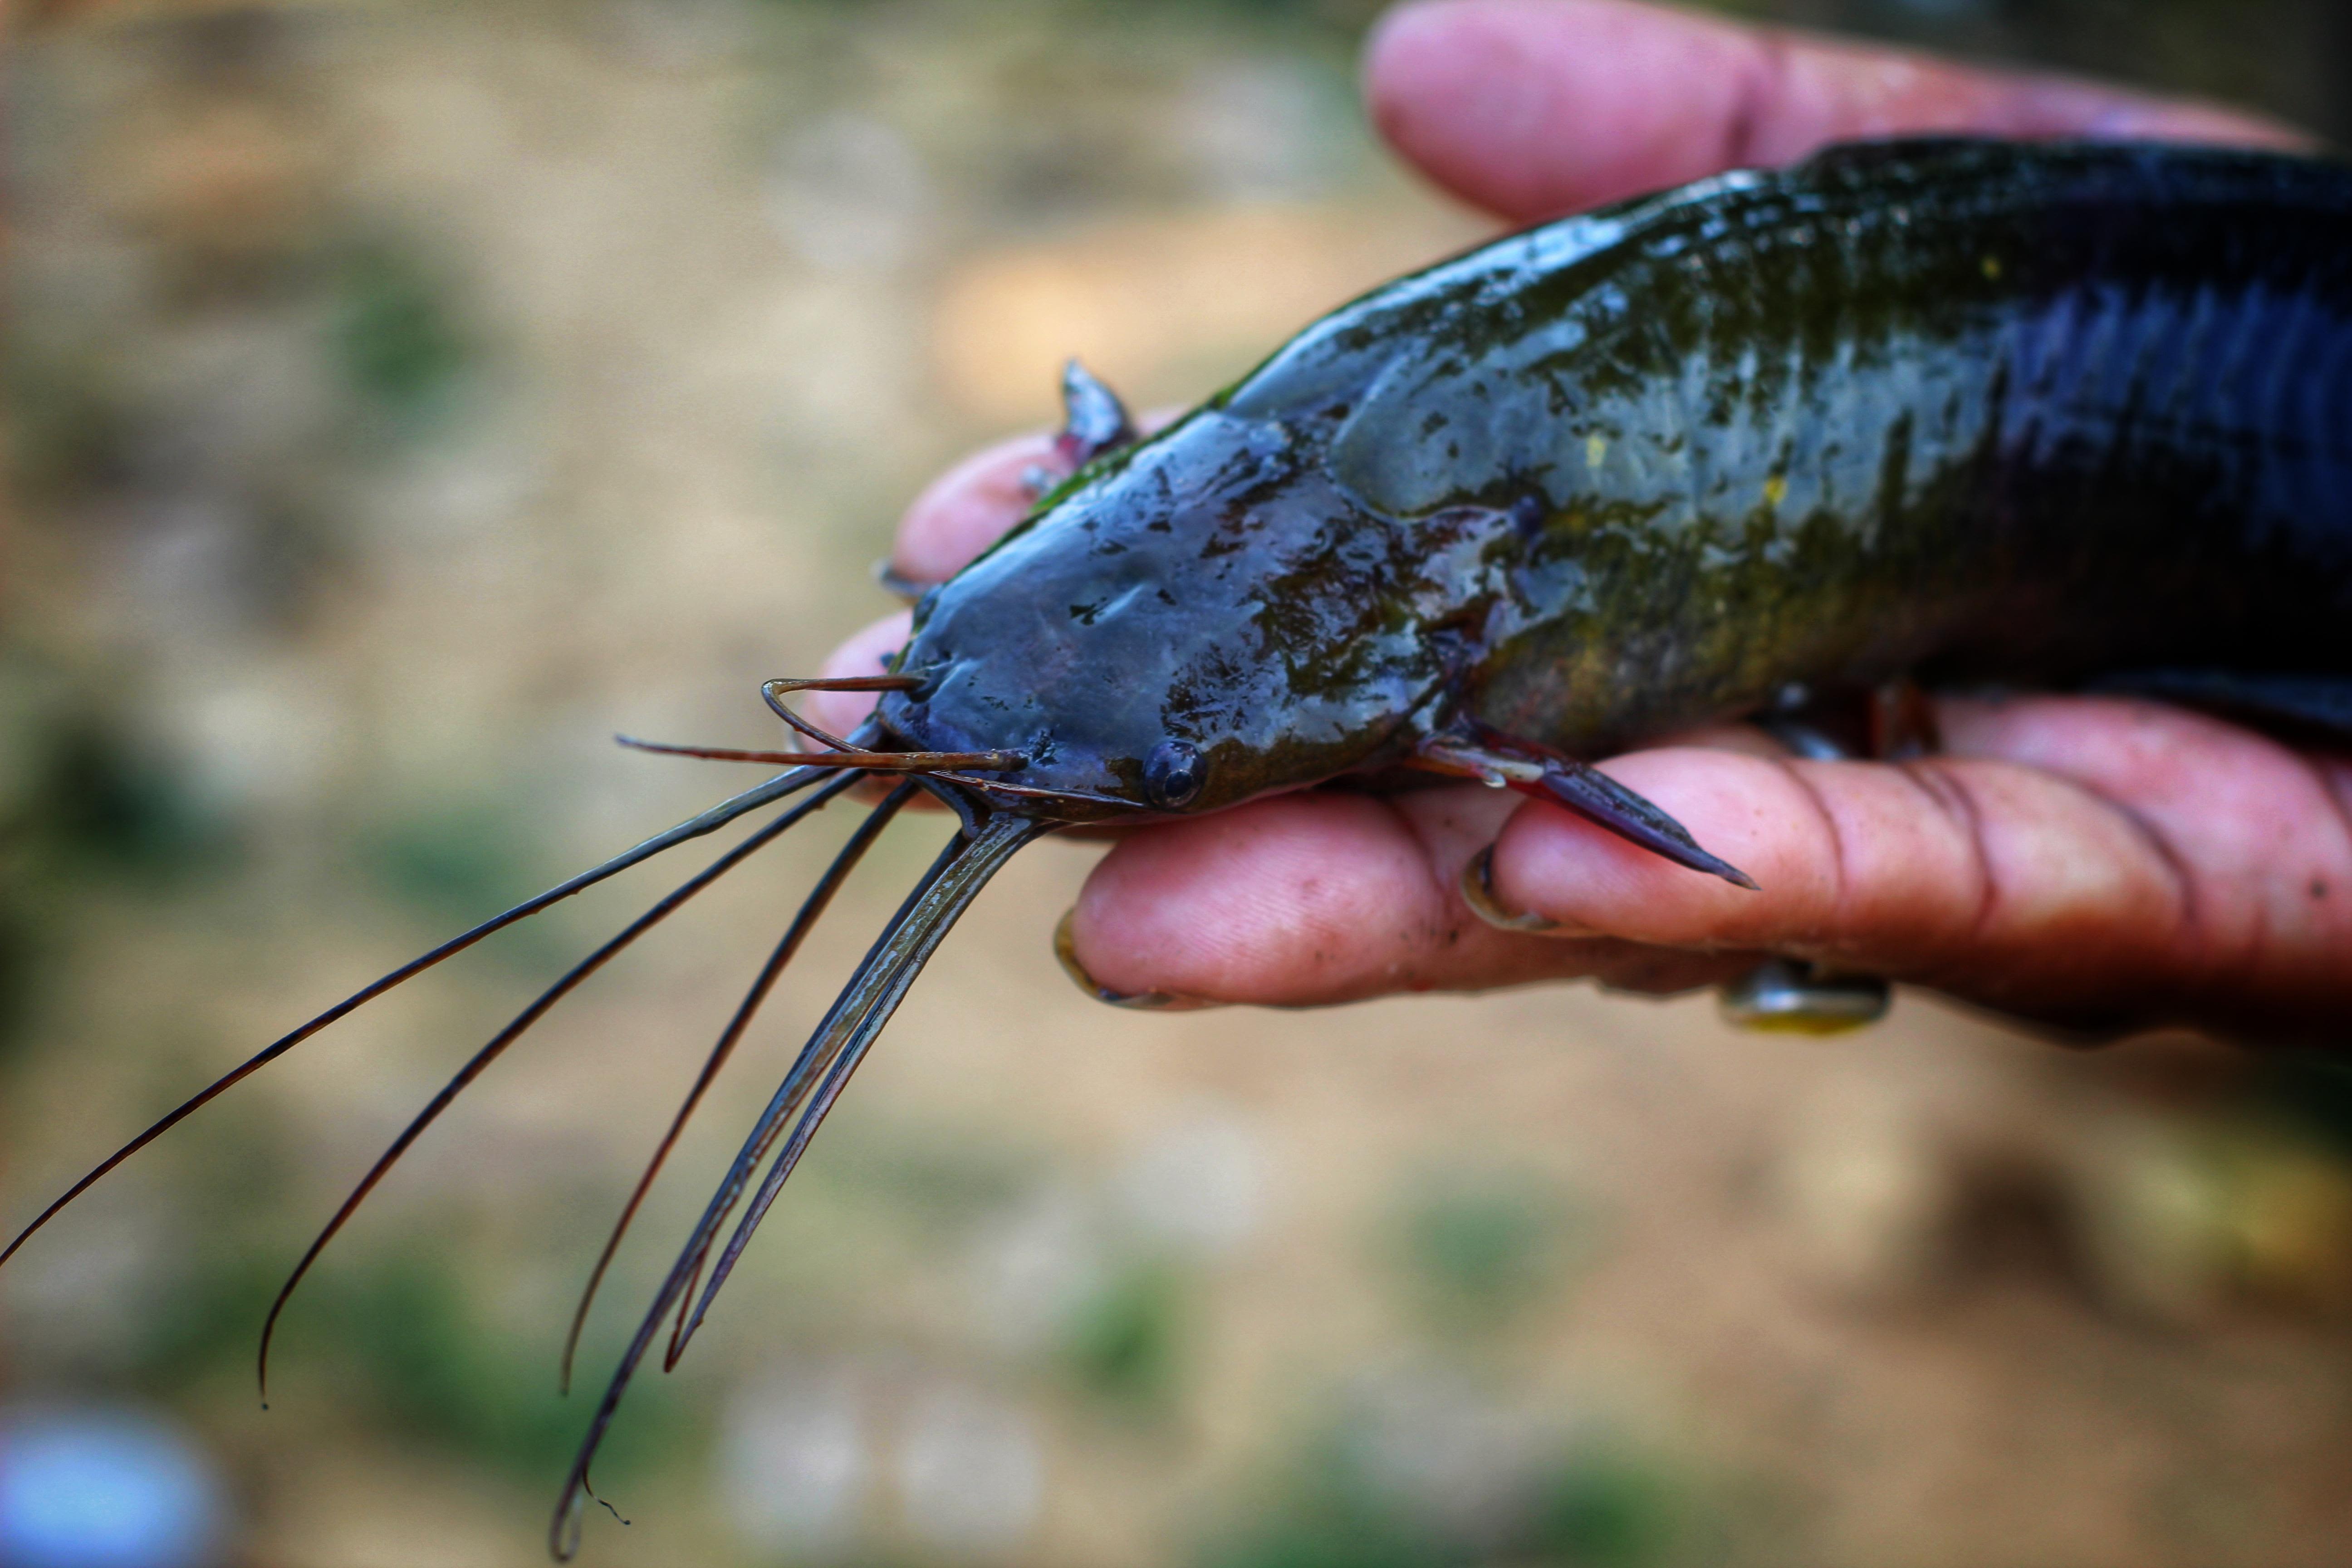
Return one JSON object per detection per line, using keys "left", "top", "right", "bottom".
{"left": 1142, "top": 739, "right": 1204, "bottom": 809}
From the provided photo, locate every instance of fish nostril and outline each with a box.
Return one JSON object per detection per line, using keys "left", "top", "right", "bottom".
{"left": 1509, "top": 493, "right": 1548, "bottom": 541}
{"left": 901, "top": 658, "right": 947, "bottom": 703}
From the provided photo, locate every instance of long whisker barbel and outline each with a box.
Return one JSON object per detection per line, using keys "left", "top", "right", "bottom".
{"left": 659, "top": 776, "right": 1002, "bottom": 1366}
{"left": 544, "top": 834, "right": 957, "bottom": 1558}
{"left": 0, "top": 757, "right": 846, "bottom": 1274}
{"left": 549, "top": 805, "right": 1051, "bottom": 1559}
{"left": 558, "top": 779, "right": 921, "bottom": 1392}
{"left": 761, "top": 675, "right": 913, "bottom": 754}
{"left": 657, "top": 784, "right": 1022, "bottom": 1365}
{"left": 619, "top": 673, "right": 1028, "bottom": 774}
{"left": 253, "top": 769, "right": 868, "bottom": 1399}
{"left": 0, "top": 663, "right": 1107, "bottom": 1565}
{"left": 616, "top": 736, "right": 1026, "bottom": 772}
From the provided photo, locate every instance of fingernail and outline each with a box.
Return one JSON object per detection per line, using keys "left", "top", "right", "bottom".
{"left": 1459, "top": 845, "right": 1561, "bottom": 932}
{"left": 1053, "top": 910, "right": 1225, "bottom": 1011}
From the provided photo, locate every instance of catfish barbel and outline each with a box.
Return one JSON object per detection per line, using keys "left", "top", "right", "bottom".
{"left": 8, "top": 137, "right": 2352, "bottom": 1555}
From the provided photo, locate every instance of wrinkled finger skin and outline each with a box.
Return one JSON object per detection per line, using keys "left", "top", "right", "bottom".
{"left": 819, "top": 0, "right": 2341, "bottom": 1037}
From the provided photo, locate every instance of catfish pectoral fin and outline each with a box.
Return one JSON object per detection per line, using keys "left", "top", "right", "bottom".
{"left": 1411, "top": 729, "right": 1760, "bottom": 891}
{"left": 1527, "top": 755, "right": 1762, "bottom": 891}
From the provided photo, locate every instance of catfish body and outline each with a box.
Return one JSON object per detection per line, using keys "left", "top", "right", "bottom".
{"left": 882, "top": 139, "right": 2352, "bottom": 811}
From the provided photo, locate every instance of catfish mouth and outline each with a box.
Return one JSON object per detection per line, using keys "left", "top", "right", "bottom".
{"left": 922, "top": 769, "right": 1146, "bottom": 820}
{"left": 879, "top": 651, "right": 1462, "bottom": 824}
{"left": 872, "top": 663, "right": 1159, "bottom": 821}
{"left": 635, "top": 677, "right": 1147, "bottom": 823}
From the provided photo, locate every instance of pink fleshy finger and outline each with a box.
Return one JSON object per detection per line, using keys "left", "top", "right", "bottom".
{"left": 892, "top": 434, "right": 1060, "bottom": 588}
{"left": 1364, "top": 0, "right": 2310, "bottom": 224}
{"left": 802, "top": 611, "right": 914, "bottom": 741}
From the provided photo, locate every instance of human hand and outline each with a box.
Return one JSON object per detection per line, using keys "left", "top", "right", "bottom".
{"left": 815, "top": 0, "right": 2345, "bottom": 1039}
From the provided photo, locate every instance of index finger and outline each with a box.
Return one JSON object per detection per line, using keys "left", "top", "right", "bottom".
{"left": 890, "top": 431, "right": 1064, "bottom": 588}
{"left": 1365, "top": 0, "right": 2313, "bottom": 223}
{"left": 887, "top": 408, "right": 1186, "bottom": 590}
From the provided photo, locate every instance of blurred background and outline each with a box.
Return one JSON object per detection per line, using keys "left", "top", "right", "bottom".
{"left": 7, "top": 0, "right": 2352, "bottom": 1564}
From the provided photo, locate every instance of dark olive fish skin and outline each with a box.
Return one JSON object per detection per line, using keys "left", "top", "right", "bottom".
{"left": 884, "top": 139, "right": 2352, "bottom": 814}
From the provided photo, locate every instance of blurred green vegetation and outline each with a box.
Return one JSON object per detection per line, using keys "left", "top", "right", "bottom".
{"left": 360, "top": 797, "right": 552, "bottom": 931}
{"left": 1063, "top": 1256, "right": 1188, "bottom": 1409}
{"left": 331, "top": 243, "right": 475, "bottom": 437}
{"left": 0, "top": 905, "right": 35, "bottom": 1068}
{"left": 819, "top": 1127, "right": 1034, "bottom": 1235}
{"left": 108, "top": 1097, "right": 695, "bottom": 1490}
{"left": 1201, "top": 1426, "right": 1686, "bottom": 1568}
{"left": 0, "top": 655, "right": 232, "bottom": 883}
{"left": 126, "top": 1232, "right": 691, "bottom": 1485}
{"left": 34, "top": 720, "right": 233, "bottom": 879}
{"left": 5, "top": 343, "right": 137, "bottom": 506}
{"left": 1388, "top": 1171, "right": 1583, "bottom": 1331}
{"left": 310, "top": 1250, "right": 688, "bottom": 1481}
{"left": 0, "top": 661, "right": 238, "bottom": 1060}
{"left": 1528, "top": 1454, "right": 1680, "bottom": 1568}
